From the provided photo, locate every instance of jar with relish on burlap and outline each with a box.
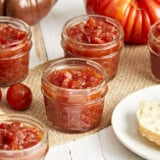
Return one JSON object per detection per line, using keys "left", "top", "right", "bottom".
{"left": 0, "top": 16, "right": 32, "bottom": 87}
{"left": 41, "top": 58, "right": 108, "bottom": 133}
{"left": 61, "top": 14, "right": 124, "bottom": 81}
{"left": 148, "top": 19, "right": 160, "bottom": 82}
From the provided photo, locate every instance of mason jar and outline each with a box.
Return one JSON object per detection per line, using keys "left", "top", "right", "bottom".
{"left": 148, "top": 19, "right": 160, "bottom": 82}
{"left": 41, "top": 58, "right": 108, "bottom": 132}
{"left": 0, "top": 16, "right": 32, "bottom": 87}
{"left": 61, "top": 14, "right": 124, "bottom": 80}
{"left": 0, "top": 114, "right": 49, "bottom": 160}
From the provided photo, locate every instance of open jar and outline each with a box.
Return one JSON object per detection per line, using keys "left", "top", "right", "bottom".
{"left": 0, "top": 114, "right": 48, "bottom": 160}
{"left": 41, "top": 58, "right": 108, "bottom": 132}
{"left": 148, "top": 19, "right": 160, "bottom": 82}
{"left": 61, "top": 14, "right": 124, "bottom": 81}
{"left": 0, "top": 16, "right": 32, "bottom": 87}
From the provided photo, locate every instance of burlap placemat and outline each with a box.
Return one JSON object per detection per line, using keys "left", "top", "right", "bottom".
{"left": 0, "top": 44, "right": 157, "bottom": 146}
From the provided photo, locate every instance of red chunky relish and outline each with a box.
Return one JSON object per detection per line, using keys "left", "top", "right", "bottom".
{"left": 66, "top": 17, "right": 119, "bottom": 44}
{"left": 48, "top": 66, "right": 103, "bottom": 89}
{"left": 0, "top": 121, "right": 42, "bottom": 150}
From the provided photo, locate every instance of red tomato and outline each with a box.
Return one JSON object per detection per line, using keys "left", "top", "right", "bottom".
{"left": 0, "top": 88, "right": 2, "bottom": 101}
{"left": 84, "top": 0, "right": 160, "bottom": 44}
{"left": 7, "top": 83, "right": 32, "bottom": 111}
{"left": 0, "top": 0, "right": 57, "bottom": 26}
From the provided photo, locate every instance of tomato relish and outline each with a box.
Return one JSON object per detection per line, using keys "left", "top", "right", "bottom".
{"left": 61, "top": 15, "right": 124, "bottom": 80}
{"left": 148, "top": 20, "right": 160, "bottom": 81}
{"left": 0, "top": 24, "right": 26, "bottom": 46}
{"left": 66, "top": 17, "right": 119, "bottom": 44}
{"left": 47, "top": 67, "right": 103, "bottom": 89}
{"left": 42, "top": 58, "right": 108, "bottom": 132}
{"left": 0, "top": 17, "right": 32, "bottom": 87}
{"left": 0, "top": 121, "right": 42, "bottom": 150}
{"left": 0, "top": 114, "right": 48, "bottom": 160}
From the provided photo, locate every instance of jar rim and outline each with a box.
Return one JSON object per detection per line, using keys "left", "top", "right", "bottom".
{"left": 0, "top": 113, "right": 48, "bottom": 154}
{"left": 42, "top": 57, "right": 108, "bottom": 93}
{"left": 61, "top": 14, "right": 124, "bottom": 47}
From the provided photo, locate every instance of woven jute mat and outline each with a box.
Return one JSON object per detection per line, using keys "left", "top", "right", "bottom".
{"left": 0, "top": 44, "right": 157, "bottom": 146}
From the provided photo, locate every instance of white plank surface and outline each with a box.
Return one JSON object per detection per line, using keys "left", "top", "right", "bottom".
{"left": 29, "top": 0, "right": 86, "bottom": 68}
{"left": 46, "top": 126, "right": 145, "bottom": 160}
{"left": 39, "top": 0, "right": 86, "bottom": 60}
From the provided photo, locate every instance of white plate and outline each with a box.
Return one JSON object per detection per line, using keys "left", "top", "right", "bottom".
{"left": 112, "top": 85, "right": 160, "bottom": 160}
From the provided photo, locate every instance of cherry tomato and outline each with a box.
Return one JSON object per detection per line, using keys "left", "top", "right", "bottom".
{"left": 0, "top": 88, "right": 2, "bottom": 101}
{"left": 7, "top": 83, "right": 32, "bottom": 110}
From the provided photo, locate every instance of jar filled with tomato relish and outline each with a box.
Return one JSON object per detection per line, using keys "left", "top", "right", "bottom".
{"left": 41, "top": 58, "right": 108, "bottom": 132}
{"left": 0, "top": 114, "right": 48, "bottom": 160}
{"left": 148, "top": 20, "right": 160, "bottom": 82}
{"left": 61, "top": 14, "right": 124, "bottom": 81}
{"left": 0, "top": 16, "right": 32, "bottom": 87}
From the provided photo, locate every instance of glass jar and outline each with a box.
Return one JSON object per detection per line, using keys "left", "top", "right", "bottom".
{"left": 0, "top": 114, "right": 48, "bottom": 160}
{"left": 0, "top": 16, "right": 32, "bottom": 87}
{"left": 61, "top": 14, "right": 124, "bottom": 81}
{"left": 148, "top": 19, "right": 160, "bottom": 82}
{"left": 41, "top": 58, "right": 108, "bottom": 133}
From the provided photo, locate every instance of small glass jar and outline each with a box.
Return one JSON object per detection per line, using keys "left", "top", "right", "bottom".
{"left": 148, "top": 19, "right": 160, "bottom": 82}
{"left": 0, "top": 114, "right": 49, "bottom": 160}
{"left": 0, "top": 16, "right": 32, "bottom": 87}
{"left": 41, "top": 58, "right": 108, "bottom": 133}
{"left": 61, "top": 14, "right": 124, "bottom": 81}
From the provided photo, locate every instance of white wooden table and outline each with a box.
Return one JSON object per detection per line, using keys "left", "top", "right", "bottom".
{"left": 30, "top": 0, "right": 86, "bottom": 68}
{"left": 29, "top": 0, "right": 146, "bottom": 159}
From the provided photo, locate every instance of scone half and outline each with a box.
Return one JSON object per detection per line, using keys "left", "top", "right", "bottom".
{"left": 136, "top": 100, "right": 160, "bottom": 146}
